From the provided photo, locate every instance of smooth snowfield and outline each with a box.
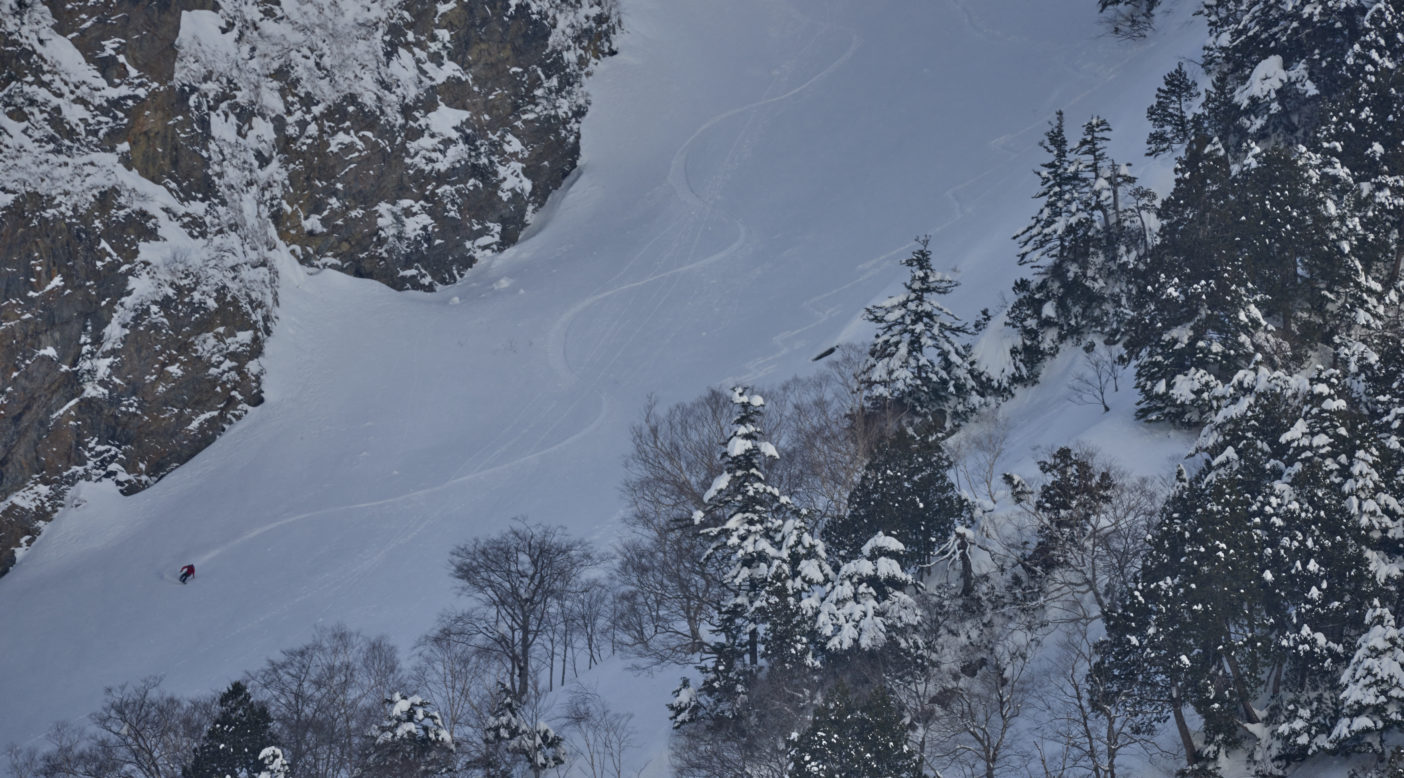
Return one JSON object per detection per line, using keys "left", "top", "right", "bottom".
{"left": 2, "top": 0, "right": 1202, "bottom": 771}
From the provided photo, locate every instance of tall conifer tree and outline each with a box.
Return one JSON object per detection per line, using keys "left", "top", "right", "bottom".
{"left": 185, "top": 682, "right": 278, "bottom": 778}
{"left": 673, "top": 388, "right": 831, "bottom": 725}
{"left": 824, "top": 429, "right": 966, "bottom": 573}
{"left": 1129, "top": 137, "right": 1264, "bottom": 425}
{"left": 1146, "top": 63, "right": 1203, "bottom": 157}
{"left": 787, "top": 684, "right": 923, "bottom": 778}
{"left": 859, "top": 237, "right": 981, "bottom": 430}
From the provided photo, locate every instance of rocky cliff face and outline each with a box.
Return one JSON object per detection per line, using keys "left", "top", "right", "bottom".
{"left": 0, "top": 0, "right": 616, "bottom": 575}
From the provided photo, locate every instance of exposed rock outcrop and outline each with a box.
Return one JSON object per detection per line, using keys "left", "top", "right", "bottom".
{"left": 0, "top": 0, "right": 617, "bottom": 575}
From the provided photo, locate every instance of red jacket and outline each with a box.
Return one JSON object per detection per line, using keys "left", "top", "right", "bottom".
{"left": 180, "top": 564, "right": 195, "bottom": 577}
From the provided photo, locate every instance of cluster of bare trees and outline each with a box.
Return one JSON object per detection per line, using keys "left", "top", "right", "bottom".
{"left": 8, "top": 519, "right": 637, "bottom": 778}
{"left": 8, "top": 628, "right": 417, "bottom": 778}
{"left": 251, "top": 626, "right": 404, "bottom": 778}
{"left": 444, "top": 519, "right": 610, "bottom": 701}
{"left": 7, "top": 677, "right": 211, "bottom": 778}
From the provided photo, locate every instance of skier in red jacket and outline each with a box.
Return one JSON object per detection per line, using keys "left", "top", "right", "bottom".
{"left": 179, "top": 564, "right": 195, "bottom": 584}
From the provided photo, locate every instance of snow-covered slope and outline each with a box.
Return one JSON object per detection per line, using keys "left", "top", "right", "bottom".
{"left": 0, "top": 0, "right": 1205, "bottom": 769}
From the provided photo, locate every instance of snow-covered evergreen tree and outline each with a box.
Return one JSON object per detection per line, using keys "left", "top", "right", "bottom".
{"left": 762, "top": 506, "right": 833, "bottom": 670}
{"left": 1015, "top": 111, "right": 1084, "bottom": 273}
{"left": 858, "top": 236, "right": 982, "bottom": 431}
{"left": 366, "top": 693, "right": 455, "bottom": 777}
{"left": 1313, "top": 1, "right": 1404, "bottom": 293}
{"left": 1200, "top": 0, "right": 1374, "bottom": 150}
{"left": 786, "top": 684, "right": 922, "bottom": 778}
{"left": 1094, "top": 467, "right": 1218, "bottom": 771}
{"left": 675, "top": 388, "right": 832, "bottom": 725}
{"left": 1009, "top": 111, "right": 1097, "bottom": 362}
{"left": 813, "top": 533, "right": 922, "bottom": 655}
{"left": 1129, "top": 137, "right": 1265, "bottom": 426}
{"left": 1101, "top": 359, "right": 1404, "bottom": 770}
{"left": 700, "top": 388, "right": 830, "bottom": 668}
{"left": 253, "top": 747, "right": 288, "bottom": 778}
{"left": 483, "top": 683, "right": 566, "bottom": 777}
{"left": 1075, "top": 115, "right": 1144, "bottom": 311}
{"left": 1007, "top": 113, "right": 1146, "bottom": 383}
{"left": 1332, "top": 602, "right": 1404, "bottom": 753}
{"left": 1103, "top": 371, "right": 1324, "bottom": 763}
{"left": 1107, "top": 458, "right": 1274, "bottom": 764}
{"left": 1261, "top": 368, "right": 1380, "bottom": 764}
{"left": 1235, "top": 144, "right": 1355, "bottom": 351}
{"left": 185, "top": 682, "right": 278, "bottom": 778}
{"left": 1349, "top": 333, "right": 1404, "bottom": 584}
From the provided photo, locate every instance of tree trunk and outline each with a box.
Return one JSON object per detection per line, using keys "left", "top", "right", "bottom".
{"left": 1221, "top": 649, "right": 1260, "bottom": 724}
{"left": 1172, "top": 686, "right": 1198, "bottom": 767}
{"left": 1390, "top": 239, "right": 1403, "bottom": 293}
{"left": 518, "top": 620, "right": 532, "bottom": 701}
{"left": 959, "top": 535, "right": 975, "bottom": 597}
{"left": 1105, "top": 712, "right": 1119, "bottom": 778}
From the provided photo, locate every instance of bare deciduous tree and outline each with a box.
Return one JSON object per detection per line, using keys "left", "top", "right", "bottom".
{"left": 249, "top": 625, "right": 404, "bottom": 778}
{"left": 924, "top": 637, "right": 1033, "bottom": 778}
{"left": 7, "top": 678, "right": 211, "bottom": 778}
{"left": 562, "top": 687, "right": 638, "bottom": 778}
{"left": 1031, "top": 629, "right": 1166, "bottom": 778}
{"left": 612, "top": 389, "right": 737, "bottom": 667}
{"left": 948, "top": 409, "right": 1013, "bottom": 506}
{"left": 411, "top": 622, "right": 496, "bottom": 743}
{"left": 542, "top": 572, "right": 614, "bottom": 690}
{"left": 447, "top": 519, "right": 601, "bottom": 701}
{"left": 565, "top": 577, "right": 615, "bottom": 674}
{"left": 7, "top": 720, "right": 113, "bottom": 778}
{"left": 612, "top": 529, "right": 718, "bottom": 667}
{"left": 1067, "top": 344, "right": 1124, "bottom": 414}
{"left": 91, "top": 677, "right": 207, "bottom": 778}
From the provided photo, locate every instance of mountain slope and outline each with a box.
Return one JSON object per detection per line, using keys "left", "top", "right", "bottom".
{"left": 0, "top": 0, "right": 615, "bottom": 574}
{"left": 0, "top": 0, "right": 1207, "bottom": 769}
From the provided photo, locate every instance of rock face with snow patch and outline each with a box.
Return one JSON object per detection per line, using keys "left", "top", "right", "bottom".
{"left": 0, "top": 0, "right": 616, "bottom": 576}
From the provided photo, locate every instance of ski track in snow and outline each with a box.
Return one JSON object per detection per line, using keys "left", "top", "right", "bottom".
{"left": 186, "top": 2, "right": 860, "bottom": 578}
{"left": 561, "top": 14, "right": 861, "bottom": 391}
{"left": 441, "top": 16, "right": 858, "bottom": 485}
{"left": 194, "top": 389, "right": 611, "bottom": 571}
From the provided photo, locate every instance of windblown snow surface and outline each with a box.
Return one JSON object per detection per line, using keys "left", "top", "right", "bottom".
{"left": 2, "top": 0, "right": 1211, "bottom": 773}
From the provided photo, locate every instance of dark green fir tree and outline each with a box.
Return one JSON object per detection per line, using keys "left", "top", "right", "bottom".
{"left": 185, "top": 682, "right": 277, "bottom": 778}
{"left": 1145, "top": 63, "right": 1203, "bottom": 157}
{"left": 786, "top": 684, "right": 922, "bottom": 778}
{"left": 824, "top": 428, "right": 966, "bottom": 574}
